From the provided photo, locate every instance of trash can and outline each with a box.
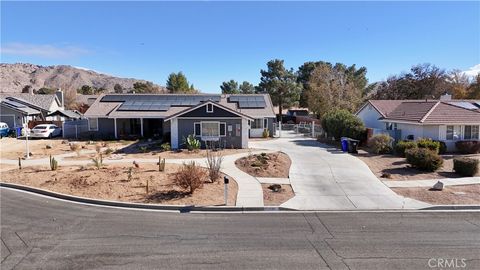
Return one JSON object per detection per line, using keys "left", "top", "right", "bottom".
{"left": 340, "top": 137, "right": 348, "bottom": 152}
{"left": 15, "top": 127, "right": 22, "bottom": 137}
{"left": 347, "top": 139, "right": 359, "bottom": 154}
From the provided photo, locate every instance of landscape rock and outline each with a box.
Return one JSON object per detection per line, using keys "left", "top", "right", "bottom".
{"left": 431, "top": 181, "right": 444, "bottom": 191}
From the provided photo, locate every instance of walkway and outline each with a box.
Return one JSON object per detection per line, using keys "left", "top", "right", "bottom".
{"left": 0, "top": 148, "right": 273, "bottom": 207}
{"left": 383, "top": 177, "right": 480, "bottom": 188}
{"left": 250, "top": 131, "right": 429, "bottom": 210}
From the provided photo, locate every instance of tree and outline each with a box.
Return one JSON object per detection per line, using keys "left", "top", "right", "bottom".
{"left": 131, "top": 81, "right": 161, "bottom": 93}
{"left": 22, "top": 85, "right": 32, "bottom": 93}
{"left": 77, "top": 85, "right": 94, "bottom": 95}
{"left": 305, "top": 63, "right": 365, "bottom": 119}
{"left": 166, "top": 72, "right": 194, "bottom": 93}
{"left": 114, "top": 83, "right": 123, "bottom": 93}
{"left": 37, "top": 87, "right": 56, "bottom": 94}
{"left": 466, "top": 74, "right": 480, "bottom": 99}
{"left": 321, "top": 109, "right": 365, "bottom": 141}
{"left": 257, "top": 59, "right": 302, "bottom": 122}
{"left": 220, "top": 80, "right": 239, "bottom": 94}
{"left": 239, "top": 81, "right": 255, "bottom": 94}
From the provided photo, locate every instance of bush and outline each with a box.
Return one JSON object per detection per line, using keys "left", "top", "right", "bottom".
{"left": 206, "top": 151, "right": 223, "bottom": 183}
{"left": 435, "top": 140, "right": 447, "bottom": 155}
{"left": 395, "top": 141, "right": 417, "bottom": 157}
{"left": 455, "top": 141, "right": 480, "bottom": 154}
{"left": 453, "top": 157, "right": 479, "bottom": 177}
{"left": 161, "top": 142, "right": 171, "bottom": 151}
{"left": 416, "top": 138, "right": 440, "bottom": 153}
{"left": 321, "top": 109, "right": 366, "bottom": 141}
{"left": 262, "top": 128, "right": 270, "bottom": 138}
{"left": 69, "top": 143, "right": 81, "bottom": 156}
{"left": 183, "top": 134, "right": 201, "bottom": 151}
{"left": 368, "top": 134, "right": 393, "bottom": 154}
{"left": 405, "top": 148, "right": 443, "bottom": 172}
{"left": 173, "top": 161, "right": 206, "bottom": 194}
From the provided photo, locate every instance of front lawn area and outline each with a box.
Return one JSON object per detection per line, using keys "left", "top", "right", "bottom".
{"left": 357, "top": 149, "right": 480, "bottom": 180}
{"left": 1, "top": 163, "right": 237, "bottom": 206}
{"left": 235, "top": 152, "right": 291, "bottom": 178}
{"left": 392, "top": 185, "right": 480, "bottom": 205}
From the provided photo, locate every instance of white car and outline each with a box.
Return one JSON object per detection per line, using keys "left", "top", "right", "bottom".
{"left": 30, "top": 124, "right": 62, "bottom": 138}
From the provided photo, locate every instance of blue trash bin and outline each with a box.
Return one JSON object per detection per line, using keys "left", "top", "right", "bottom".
{"left": 15, "top": 127, "right": 23, "bottom": 137}
{"left": 340, "top": 137, "right": 348, "bottom": 152}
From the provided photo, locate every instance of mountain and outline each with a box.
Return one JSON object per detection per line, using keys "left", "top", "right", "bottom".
{"left": 0, "top": 63, "right": 167, "bottom": 93}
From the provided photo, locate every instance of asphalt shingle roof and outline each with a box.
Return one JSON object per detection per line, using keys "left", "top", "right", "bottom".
{"left": 0, "top": 93, "right": 60, "bottom": 111}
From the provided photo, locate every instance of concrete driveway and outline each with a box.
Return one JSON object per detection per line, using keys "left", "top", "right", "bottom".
{"left": 250, "top": 132, "right": 429, "bottom": 210}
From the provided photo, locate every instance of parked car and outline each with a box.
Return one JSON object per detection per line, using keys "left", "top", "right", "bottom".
{"left": 0, "top": 122, "right": 9, "bottom": 138}
{"left": 30, "top": 124, "right": 62, "bottom": 138}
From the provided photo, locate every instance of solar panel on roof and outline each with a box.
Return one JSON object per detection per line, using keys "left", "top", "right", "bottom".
{"left": 448, "top": 102, "right": 478, "bottom": 110}
{"left": 4, "top": 100, "right": 27, "bottom": 108}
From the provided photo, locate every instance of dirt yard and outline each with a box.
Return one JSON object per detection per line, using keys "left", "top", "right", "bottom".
{"left": 0, "top": 137, "right": 136, "bottom": 160}
{"left": 122, "top": 148, "right": 251, "bottom": 160}
{"left": 1, "top": 163, "right": 237, "bottom": 206}
{"left": 357, "top": 150, "right": 480, "bottom": 180}
{"left": 393, "top": 185, "right": 480, "bottom": 205}
{"left": 261, "top": 184, "right": 294, "bottom": 206}
{"left": 235, "top": 152, "right": 291, "bottom": 178}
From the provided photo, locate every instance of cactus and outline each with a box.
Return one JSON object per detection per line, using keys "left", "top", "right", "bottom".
{"left": 18, "top": 157, "right": 22, "bottom": 170}
{"left": 127, "top": 167, "right": 133, "bottom": 181}
{"left": 158, "top": 156, "right": 166, "bottom": 172}
{"left": 91, "top": 154, "right": 103, "bottom": 169}
{"left": 49, "top": 155, "right": 58, "bottom": 171}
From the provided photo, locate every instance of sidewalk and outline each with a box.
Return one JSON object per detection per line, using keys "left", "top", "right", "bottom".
{"left": 383, "top": 177, "right": 480, "bottom": 188}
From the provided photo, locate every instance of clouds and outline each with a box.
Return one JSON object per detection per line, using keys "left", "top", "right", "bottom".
{"left": 462, "top": 64, "right": 480, "bottom": 77}
{"left": 1, "top": 42, "right": 90, "bottom": 59}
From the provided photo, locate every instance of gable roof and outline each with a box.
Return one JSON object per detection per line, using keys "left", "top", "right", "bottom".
{"left": 381, "top": 101, "right": 480, "bottom": 124}
{"left": 164, "top": 100, "right": 254, "bottom": 121}
{"left": 0, "top": 98, "right": 41, "bottom": 115}
{"left": 357, "top": 100, "right": 415, "bottom": 117}
{"left": 48, "top": 110, "right": 83, "bottom": 119}
{"left": 0, "top": 93, "right": 61, "bottom": 111}
{"left": 84, "top": 93, "right": 275, "bottom": 119}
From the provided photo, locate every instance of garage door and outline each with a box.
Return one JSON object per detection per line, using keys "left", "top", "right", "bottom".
{"left": 0, "top": 115, "right": 15, "bottom": 128}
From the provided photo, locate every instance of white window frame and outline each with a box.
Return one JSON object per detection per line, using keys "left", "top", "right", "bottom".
{"left": 206, "top": 103, "right": 214, "bottom": 113}
{"left": 88, "top": 118, "right": 98, "bottom": 131}
{"left": 194, "top": 121, "right": 227, "bottom": 137}
{"left": 251, "top": 118, "right": 264, "bottom": 129}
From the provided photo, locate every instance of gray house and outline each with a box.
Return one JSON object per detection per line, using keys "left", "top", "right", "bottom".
{"left": 0, "top": 98, "right": 41, "bottom": 128}
{"left": 83, "top": 94, "right": 276, "bottom": 149}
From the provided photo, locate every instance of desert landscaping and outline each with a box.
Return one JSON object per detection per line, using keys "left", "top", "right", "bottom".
{"left": 235, "top": 151, "right": 291, "bottom": 178}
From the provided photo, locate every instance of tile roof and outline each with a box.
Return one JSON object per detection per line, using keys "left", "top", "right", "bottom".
{"left": 84, "top": 93, "right": 276, "bottom": 119}
{"left": 0, "top": 93, "right": 60, "bottom": 111}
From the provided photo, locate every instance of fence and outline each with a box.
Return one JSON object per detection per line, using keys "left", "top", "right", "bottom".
{"left": 28, "top": 120, "right": 63, "bottom": 129}
{"left": 277, "top": 122, "right": 324, "bottom": 138}
{"left": 62, "top": 119, "right": 89, "bottom": 139}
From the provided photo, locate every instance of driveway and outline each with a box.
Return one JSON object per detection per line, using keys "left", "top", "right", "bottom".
{"left": 250, "top": 132, "right": 429, "bottom": 210}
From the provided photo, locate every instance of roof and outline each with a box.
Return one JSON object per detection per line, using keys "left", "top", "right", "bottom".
{"left": 48, "top": 110, "right": 83, "bottom": 119}
{"left": 76, "top": 95, "right": 99, "bottom": 106}
{"left": 164, "top": 100, "right": 254, "bottom": 121}
{"left": 84, "top": 93, "right": 276, "bottom": 119}
{"left": 0, "top": 98, "right": 41, "bottom": 115}
{"left": 381, "top": 101, "right": 480, "bottom": 125}
{"left": 0, "top": 93, "right": 61, "bottom": 111}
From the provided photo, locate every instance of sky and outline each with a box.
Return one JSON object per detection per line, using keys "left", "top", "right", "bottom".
{"left": 1, "top": 1, "right": 479, "bottom": 93}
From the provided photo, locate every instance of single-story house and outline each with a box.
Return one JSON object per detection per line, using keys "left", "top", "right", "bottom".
{"left": 47, "top": 109, "right": 83, "bottom": 121}
{"left": 0, "top": 98, "right": 41, "bottom": 128}
{"left": 356, "top": 95, "right": 480, "bottom": 151}
{"left": 0, "top": 91, "right": 64, "bottom": 119}
{"left": 83, "top": 93, "right": 276, "bottom": 149}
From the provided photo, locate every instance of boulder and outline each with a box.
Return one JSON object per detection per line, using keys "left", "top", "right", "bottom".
{"left": 431, "top": 181, "right": 444, "bottom": 191}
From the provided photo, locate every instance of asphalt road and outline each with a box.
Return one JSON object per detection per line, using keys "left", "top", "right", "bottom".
{"left": 1, "top": 188, "right": 479, "bottom": 270}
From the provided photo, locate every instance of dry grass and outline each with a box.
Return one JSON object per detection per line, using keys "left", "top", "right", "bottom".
{"left": 393, "top": 185, "right": 480, "bottom": 205}
{"left": 235, "top": 152, "right": 291, "bottom": 178}
{"left": 1, "top": 163, "right": 237, "bottom": 206}
{"left": 262, "top": 184, "right": 295, "bottom": 206}
{"left": 357, "top": 149, "right": 480, "bottom": 181}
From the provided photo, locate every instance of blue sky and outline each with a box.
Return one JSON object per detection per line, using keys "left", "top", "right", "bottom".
{"left": 1, "top": 1, "right": 479, "bottom": 93}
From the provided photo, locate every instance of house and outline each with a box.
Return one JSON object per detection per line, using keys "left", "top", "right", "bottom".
{"left": 83, "top": 93, "right": 276, "bottom": 149}
{"left": 0, "top": 90, "right": 65, "bottom": 121}
{"left": 0, "top": 98, "right": 41, "bottom": 128}
{"left": 356, "top": 96, "right": 480, "bottom": 151}
{"left": 47, "top": 109, "right": 83, "bottom": 121}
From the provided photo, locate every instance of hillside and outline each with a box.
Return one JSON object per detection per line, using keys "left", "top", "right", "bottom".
{"left": 0, "top": 63, "right": 167, "bottom": 93}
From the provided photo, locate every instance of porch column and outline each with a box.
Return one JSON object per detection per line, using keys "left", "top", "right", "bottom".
{"left": 171, "top": 118, "right": 179, "bottom": 149}
{"left": 114, "top": 118, "right": 118, "bottom": 139}
{"left": 242, "top": 118, "right": 249, "bottom": 148}
{"left": 140, "top": 118, "right": 144, "bottom": 137}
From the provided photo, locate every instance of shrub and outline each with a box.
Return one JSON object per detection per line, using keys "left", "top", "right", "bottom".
{"left": 416, "top": 138, "right": 440, "bottom": 153}
{"left": 139, "top": 146, "right": 148, "bottom": 153}
{"left": 183, "top": 134, "right": 201, "bottom": 151}
{"left": 435, "top": 140, "right": 447, "bottom": 155}
{"left": 104, "top": 148, "right": 114, "bottom": 155}
{"left": 455, "top": 141, "right": 480, "bottom": 154}
{"left": 161, "top": 142, "right": 171, "bottom": 151}
{"left": 321, "top": 109, "right": 366, "bottom": 141}
{"left": 91, "top": 154, "right": 103, "bottom": 169}
{"left": 368, "top": 134, "right": 393, "bottom": 154}
{"left": 70, "top": 143, "right": 81, "bottom": 156}
{"left": 262, "top": 128, "right": 270, "bottom": 138}
{"left": 453, "top": 157, "right": 479, "bottom": 177}
{"left": 206, "top": 151, "right": 223, "bottom": 183}
{"left": 405, "top": 148, "right": 443, "bottom": 172}
{"left": 395, "top": 141, "right": 417, "bottom": 157}
{"left": 173, "top": 161, "right": 206, "bottom": 194}
{"left": 95, "top": 144, "right": 102, "bottom": 154}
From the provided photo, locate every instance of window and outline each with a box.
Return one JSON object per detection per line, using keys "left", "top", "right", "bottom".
{"left": 263, "top": 119, "right": 268, "bottom": 129}
{"left": 251, "top": 118, "right": 264, "bottom": 129}
{"left": 206, "top": 103, "right": 213, "bottom": 113}
{"left": 446, "top": 125, "right": 454, "bottom": 140}
{"left": 194, "top": 123, "right": 201, "bottom": 136}
{"left": 88, "top": 118, "right": 98, "bottom": 131}
{"left": 220, "top": 123, "right": 226, "bottom": 136}
{"left": 201, "top": 122, "right": 219, "bottom": 137}
{"left": 446, "top": 125, "right": 461, "bottom": 140}
{"left": 386, "top": 122, "right": 397, "bottom": 131}
{"left": 464, "top": 125, "right": 479, "bottom": 140}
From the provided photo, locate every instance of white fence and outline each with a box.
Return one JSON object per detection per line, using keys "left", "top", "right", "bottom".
{"left": 277, "top": 122, "right": 324, "bottom": 138}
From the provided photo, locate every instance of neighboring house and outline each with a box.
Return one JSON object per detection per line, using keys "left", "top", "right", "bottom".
{"left": 356, "top": 96, "right": 480, "bottom": 151}
{"left": 0, "top": 98, "right": 41, "bottom": 128}
{"left": 47, "top": 109, "right": 83, "bottom": 121}
{"left": 83, "top": 94, "right": 276, "bottom": 149}
{"left": 0, "top": 91, "right": 65, "bottom": 120}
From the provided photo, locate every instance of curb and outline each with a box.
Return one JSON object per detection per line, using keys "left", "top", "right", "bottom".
{"left": 420, "top": 205, "right": 480, "bottom": 210}
{"left": 0, "top": 182, "right": 295, "bottom": 213}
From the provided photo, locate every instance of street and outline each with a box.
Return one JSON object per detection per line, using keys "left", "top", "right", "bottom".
{"left": 1, "top": 188, "right": 479, "bottom": 270}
